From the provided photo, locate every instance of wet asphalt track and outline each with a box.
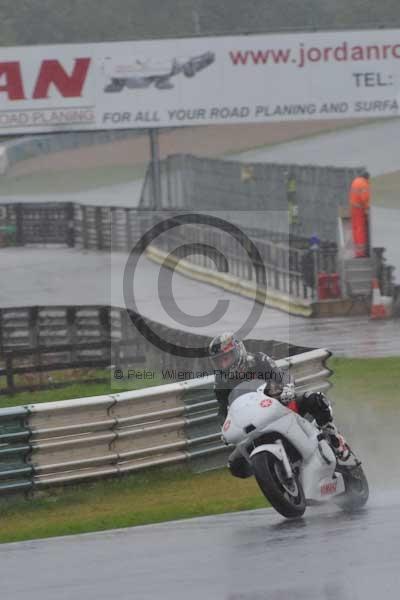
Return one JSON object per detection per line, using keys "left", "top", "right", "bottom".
{"left": 235, "top": 118, "right": 400, "bottom": 176}
{"left": 1, "top": 497, "right": 399, "bottom": 600}
{"left": 2, "top": 247, "right": 400, "bottom": 356}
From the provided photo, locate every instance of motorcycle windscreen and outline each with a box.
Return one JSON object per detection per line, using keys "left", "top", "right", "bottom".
{"left": 228, "top": 379, "right": 267, "bottom": 404}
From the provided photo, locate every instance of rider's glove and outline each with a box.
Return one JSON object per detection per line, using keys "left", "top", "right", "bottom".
{"left": 322, "top": 421, "right": 338, "bottom": 437}
{"left": 280, "top": 383, "right": 295, "bottom": 405}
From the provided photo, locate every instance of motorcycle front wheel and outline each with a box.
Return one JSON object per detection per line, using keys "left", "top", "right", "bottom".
{"left": 252, "top": 451, "right": 306, "bottom": 518}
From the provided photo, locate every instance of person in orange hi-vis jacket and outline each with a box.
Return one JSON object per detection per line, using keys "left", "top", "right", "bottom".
{"left": 349, "top": 170, "right": 371, "bottom": 257}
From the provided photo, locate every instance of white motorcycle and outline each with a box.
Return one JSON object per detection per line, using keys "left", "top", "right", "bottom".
{"left": 221, "top": 380, "right": 369, "bottom": 519}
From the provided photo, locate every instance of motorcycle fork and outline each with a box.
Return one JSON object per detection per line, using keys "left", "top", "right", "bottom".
{"left": 276, "top": 439, "right": 294, "bottom": 480}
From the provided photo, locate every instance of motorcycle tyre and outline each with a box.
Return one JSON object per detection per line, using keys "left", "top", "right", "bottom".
{"left": 252, "top": 451, "right": 306, "bottom": 519}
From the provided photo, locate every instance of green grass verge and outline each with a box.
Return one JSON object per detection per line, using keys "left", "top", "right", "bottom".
{"left": 0, "top": 163, "right": 146, "bottom": 195}
{"left": 0, "top": 467, "right": 266, "bottom": 544}
{"left": 0, "top": 356, "right": 397, "bottom": 544}
{"left": 330, "top": 356, "right": 399, "bottom": 411}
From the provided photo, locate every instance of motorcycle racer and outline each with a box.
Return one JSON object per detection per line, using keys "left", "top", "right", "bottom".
{"left": 208, "top": 332, "right": 350, "bottom": 472}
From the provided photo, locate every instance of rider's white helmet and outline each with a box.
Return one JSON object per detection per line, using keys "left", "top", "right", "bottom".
{"left": 208, "top": 332, "right": 247, "bottom": 372}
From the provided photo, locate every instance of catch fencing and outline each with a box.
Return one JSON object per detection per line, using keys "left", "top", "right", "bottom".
{"left": 0, "top": 202, "right": 151, "bottom": 249}
{"left": 0, "top": 348, "right": 332, "bottom": 495}
{"left": 139, "top": 154, "right": 361, "bottom": 243}
{"left": 0, "top": 202, "right": 161, "bottom": 251}
{"left": 2, "top": 202, "right": 75, "bottom": 246}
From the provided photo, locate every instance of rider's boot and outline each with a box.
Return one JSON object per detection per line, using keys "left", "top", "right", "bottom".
{"left": 322, "top": 422, "right": 351, "bottom": 461}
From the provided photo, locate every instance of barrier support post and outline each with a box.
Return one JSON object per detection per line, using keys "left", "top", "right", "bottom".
{"left": 149, "top": 128, "right": 162, "bottom": 210}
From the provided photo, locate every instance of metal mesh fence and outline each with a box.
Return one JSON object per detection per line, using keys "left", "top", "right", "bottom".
{"left": 140, "top": 154, "right": 362, "bottom": 243}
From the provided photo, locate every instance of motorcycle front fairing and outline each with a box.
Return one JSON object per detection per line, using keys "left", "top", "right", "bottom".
{"left": 222, "top": 387, "right": 346, "bottom": 502}
{"left": 223, "top": 390, "right": 317, "bottom": 461}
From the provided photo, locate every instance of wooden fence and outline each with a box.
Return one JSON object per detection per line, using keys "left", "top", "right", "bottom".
{"left": 0, "top": 305, "right": 312, "bottom": 396}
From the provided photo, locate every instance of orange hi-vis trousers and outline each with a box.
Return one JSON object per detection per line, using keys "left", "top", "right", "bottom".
{"left": 351, "top": 205, "right": 368, "bottom": 257}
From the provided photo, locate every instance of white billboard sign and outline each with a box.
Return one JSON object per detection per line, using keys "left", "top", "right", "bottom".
{"left": 1, "top": 28, "right": 400, "bottom": 133}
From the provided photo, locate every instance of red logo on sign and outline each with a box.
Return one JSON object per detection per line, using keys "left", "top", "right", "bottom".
{"left": 223, "top": 419, "right": 231, "bottom": 432}
{"left": 320, "top": 481, "right": 337, "bottom": 496}
{"left": 0, "top": 58, "right": 90, "bottom": 101}
{"left": 260, "top": 398, "right": 273, "bottom": 408}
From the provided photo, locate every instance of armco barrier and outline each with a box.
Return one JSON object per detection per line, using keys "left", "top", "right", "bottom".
{"left": 0, "top": 349, "right": 331, "bottom": 494}
{"left": 0, "top": 406, "right": 33, "bottom": 493}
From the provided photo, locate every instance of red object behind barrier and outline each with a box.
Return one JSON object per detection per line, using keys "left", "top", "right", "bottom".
{"left": 317, "top": 273, "right": 330, "bottom": 300}
{"left": 317, "top": 273, "right": 341, "bottom": 300}
{"left": 329, "top": 273, "right": 341, "bottom": 299}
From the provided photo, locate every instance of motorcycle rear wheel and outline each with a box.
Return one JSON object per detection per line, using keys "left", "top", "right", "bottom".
{"left": 252, "top": 451, "right": 306, "bottom": 518}
{"left": 336, "top": 464, "right": 369, "bottom": 512}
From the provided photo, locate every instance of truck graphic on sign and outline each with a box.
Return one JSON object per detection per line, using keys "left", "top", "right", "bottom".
{"left": 102, "top": 52, "right": 215, "bottom": 92}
